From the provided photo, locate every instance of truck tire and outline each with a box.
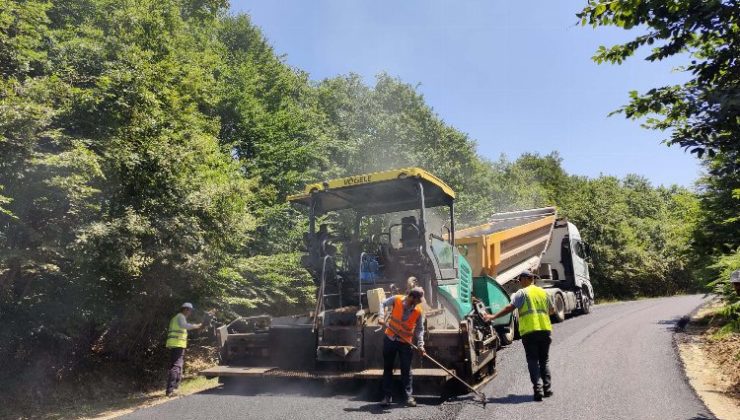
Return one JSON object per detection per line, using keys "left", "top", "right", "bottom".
{"left": 581, "top": 292, "right": 592, "bottom": 314}
{"left": 552, "top": 293, "right": 566, "bottom": 323}
{"left": 497, "top": 312, "right": 517, "bottom": 346}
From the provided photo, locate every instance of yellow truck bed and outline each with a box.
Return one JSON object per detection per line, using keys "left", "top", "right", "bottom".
{"left": 456, "top": 207, "right": 556, "bottom": 284}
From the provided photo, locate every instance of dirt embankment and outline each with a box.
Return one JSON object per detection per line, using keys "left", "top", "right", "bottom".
{"left": 676, "top": 298, "right": 740, "bottom": 420}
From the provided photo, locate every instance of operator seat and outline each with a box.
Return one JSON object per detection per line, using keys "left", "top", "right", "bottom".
{"left": 317, "top": 223, "right": 337, "bottom": 256}
{"left": 400, "top": 216, "right": 421, "bottom": 249}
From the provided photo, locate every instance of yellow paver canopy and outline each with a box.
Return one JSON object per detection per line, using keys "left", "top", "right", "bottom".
{"left": 288, "top": 167, "right": 455, "bottom": 214}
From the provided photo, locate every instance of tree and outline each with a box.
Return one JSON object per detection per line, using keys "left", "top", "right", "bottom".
{"left": 514, "top": 152, "right": 570, "bottom": 204}
{"left": 0, "top": 0, "right": 255, "bottom": 393}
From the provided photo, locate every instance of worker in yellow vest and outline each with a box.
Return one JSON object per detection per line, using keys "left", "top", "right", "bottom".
{"left": 485, "top": 270, "right": 554, "bottom": 401}
{"left": 165, "top": 302, "right": 202, "bottom": 397}
{"left": 377, "top": 286, "right": 425, "bottom": 407}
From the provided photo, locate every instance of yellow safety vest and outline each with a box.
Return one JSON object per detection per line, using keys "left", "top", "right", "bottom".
{"left": 518, "top": 285, "right": 552, "bottom": 336}
{"left": 166, "top": 314, "right": 187, "bottom": 348}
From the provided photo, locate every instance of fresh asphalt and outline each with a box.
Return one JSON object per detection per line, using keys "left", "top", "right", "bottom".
{"left": 122, "top": 295, "right": 714, "bottom": 419}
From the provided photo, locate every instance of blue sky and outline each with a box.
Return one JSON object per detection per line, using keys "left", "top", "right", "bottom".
{"left": 230, "top": 0, "right": 702, "bottom": 187}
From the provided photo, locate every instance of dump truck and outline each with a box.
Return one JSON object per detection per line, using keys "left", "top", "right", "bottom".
{"left": 456, "top": 207, "right": 595, "bottom": 345}
{"left": 201, "top": 168, "right": 593, "bottom": 395}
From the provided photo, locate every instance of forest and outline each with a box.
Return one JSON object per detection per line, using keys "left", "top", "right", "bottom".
{"left": 1, "top": 0, "right": 737, "bottom": 398}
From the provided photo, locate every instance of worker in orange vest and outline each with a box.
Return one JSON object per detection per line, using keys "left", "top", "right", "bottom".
{"left": 377, "top": 286, "right": 425, "bottom": 407}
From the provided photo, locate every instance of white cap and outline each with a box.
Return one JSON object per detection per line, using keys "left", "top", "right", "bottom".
{"left": 731, "top": 270, "right": 740, "bottom": 283}
{"left": 181, "top": 302, "right": 194, "bottom": 309}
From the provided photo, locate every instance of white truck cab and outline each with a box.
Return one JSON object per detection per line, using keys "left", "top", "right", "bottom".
{"left": 540, "top": 219, "right": 594, "bottom": 320}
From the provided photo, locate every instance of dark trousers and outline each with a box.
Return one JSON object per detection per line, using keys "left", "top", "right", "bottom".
{"left": 382, "top": 336, "right": 413, "bottom": 400}
{"left": 521, "top": 330, "right": 551, "bottom": 394}
{"left": 166, "top": 347, "right": 185, "bottom": 394}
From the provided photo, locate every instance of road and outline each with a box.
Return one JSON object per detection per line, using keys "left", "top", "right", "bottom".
{"left": 123, "top": 295, "right": 714, "bottom": 420}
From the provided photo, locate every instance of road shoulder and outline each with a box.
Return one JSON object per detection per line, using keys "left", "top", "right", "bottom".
{"left": 0, "top": 375, "right": 219, "bottom": 420}
{"left": 675, "top": 297, "right": 740, "bottom": 420}
{"left": 84, "top": 376, "right": 220, "bottom": 420}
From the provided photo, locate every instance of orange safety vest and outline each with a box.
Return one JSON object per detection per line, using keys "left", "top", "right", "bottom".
{"left": 385, "top": 295, "right": 423, "bottom": 344}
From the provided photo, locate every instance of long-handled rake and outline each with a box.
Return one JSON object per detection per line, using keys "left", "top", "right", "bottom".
{"left": 381, "top": 323, "right": 487, "bottom": 408}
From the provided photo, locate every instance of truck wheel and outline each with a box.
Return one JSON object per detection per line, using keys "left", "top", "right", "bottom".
{"left": 581, "top": 293, "right": 592, "bottom": 314}
{"left": 497, "top": 314, "right": 516, "bottom": 346}
{"left": 552, "top": 293, "right": 566, "bottom": 323}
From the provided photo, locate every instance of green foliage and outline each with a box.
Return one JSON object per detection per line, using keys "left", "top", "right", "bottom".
{"left": 220, "top": 253, "right": 314, "bottom": 316}
{"left": 0, "top": 0, "right": 254, "bottom": 389}
{"left": 707, "top": 251, "right": 740, "bottom": 332}
{"left": 215, "top": 15, "right": 335, "bottom": 255}
{"left": 514, "top": 152, "right": 570, "bottom": 204}
{"left": 555, "top": 173, "right": 702, "bottom": 299}
{"left": 0, "top": 0, "right": 51, "bottom": 77}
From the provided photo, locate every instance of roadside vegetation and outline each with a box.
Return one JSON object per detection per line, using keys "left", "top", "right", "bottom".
{"left": 677, "top": 299, "right": 740, "bottom": 418}
{"left": 0, "top": 0, "right": 736, "bottom": 414}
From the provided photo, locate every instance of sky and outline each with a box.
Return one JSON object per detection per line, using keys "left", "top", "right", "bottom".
{"left": 230, "top": 0, "right": 702, "bottom": 187}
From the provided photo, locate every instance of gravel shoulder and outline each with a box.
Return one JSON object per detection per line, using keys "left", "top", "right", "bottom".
{"left": 676, "top": 297, "right": 740, "bottom": 420}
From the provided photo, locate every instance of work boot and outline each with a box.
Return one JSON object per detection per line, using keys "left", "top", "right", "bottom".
{"left": 406, "top": 397, "right": 417, "bottom": 407}
{"left": 533, "top": 392, "right": 543, "bottom": 402}
{"left": 544, "top": 389, "right": 553, "bottom": 398}
{"left": 380, "top": 396, "right": 391, "bottom": 407}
